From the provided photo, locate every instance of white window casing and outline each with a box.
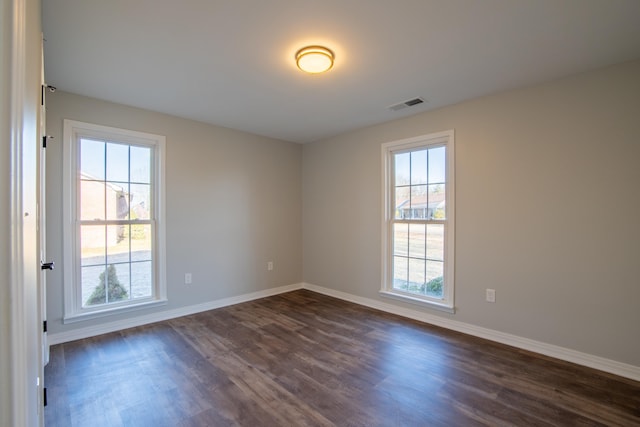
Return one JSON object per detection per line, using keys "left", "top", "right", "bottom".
{"left": 62, "top": 120, "right": 167, "bottom": 322}
{"left": 380, "top": 130, "right": 455, "bottom": 313}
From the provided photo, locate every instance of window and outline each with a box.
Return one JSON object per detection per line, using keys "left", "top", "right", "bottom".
{"left": 63, "top": 120, "right": 166, "bottom": 322}
{"left": 381, "top": 130, "right": 455, "bottom": 312}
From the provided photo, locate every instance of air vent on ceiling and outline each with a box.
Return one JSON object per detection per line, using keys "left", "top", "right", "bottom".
{"left": 388, "top": 97, "right": 426, "bottom": 112}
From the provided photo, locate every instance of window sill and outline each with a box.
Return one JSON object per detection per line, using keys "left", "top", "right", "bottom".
{"left": 379, "top": 290, "right": 455, "bottom": 314}
{"left": 63, "top": 298, "right": 168, "bottom": 324}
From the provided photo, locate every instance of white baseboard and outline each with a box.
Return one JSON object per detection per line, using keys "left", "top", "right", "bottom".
{"left": 48, "top": 283, "right": 304, "bottom": 345}
{"left": 48, "top": 281, "right": 639, "bottom": 382}
{"left": 300, "top": 282, "right": 640, "bottom": 382}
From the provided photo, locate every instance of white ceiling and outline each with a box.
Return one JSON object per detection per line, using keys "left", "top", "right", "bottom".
{"left": 42, "top": 0, "right": 640, "bottom": 144}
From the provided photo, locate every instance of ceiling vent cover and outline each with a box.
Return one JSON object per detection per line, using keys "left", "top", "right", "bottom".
{"left": 388, "top": 97, "right": 425, "bottom": 112}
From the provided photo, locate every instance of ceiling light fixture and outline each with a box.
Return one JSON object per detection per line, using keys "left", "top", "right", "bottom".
{"left": 295, "top": 46, "right": 334, "bottom": 74}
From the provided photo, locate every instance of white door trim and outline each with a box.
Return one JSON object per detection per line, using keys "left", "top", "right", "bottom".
{"left": 10, "top": 0, "right": 29, "bottom": 423}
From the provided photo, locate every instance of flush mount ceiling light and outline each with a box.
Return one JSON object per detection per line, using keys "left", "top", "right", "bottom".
{"left": 295, "top": 45, "right": 334, "bottom": 74}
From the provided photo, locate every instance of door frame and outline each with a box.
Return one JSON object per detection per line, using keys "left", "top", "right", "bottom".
{"left": 39, "top": 38, "right": 49, "bottom": 368}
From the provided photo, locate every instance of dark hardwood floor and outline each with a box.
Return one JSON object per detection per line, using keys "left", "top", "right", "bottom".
{"left": 45, "top": 290, "right": 640, "bottom": 426}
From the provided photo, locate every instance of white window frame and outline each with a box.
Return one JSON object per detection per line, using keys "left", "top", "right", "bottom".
{"left": 380, "top": 130, "right": 455, "bottom": 313}
{"left": 62, "top": 120, "right": 167, "bottom": 323}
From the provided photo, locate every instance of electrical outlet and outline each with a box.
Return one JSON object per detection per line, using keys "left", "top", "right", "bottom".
{"left": 185, "top": 273, "right": 192, "bottom": 285}
{"left": 267, "top": 261, "right": 273, "bottom": 271}
{"left": 486, "top": 288, "right": 496, "bottom": 303}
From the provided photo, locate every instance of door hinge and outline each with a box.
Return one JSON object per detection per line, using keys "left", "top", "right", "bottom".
{"left": 42, "top": 135, "right": 53, "bottom": 148}
{"left": 43, "top": 320, "right": 47, "bottom": 333}
{"left": 43, "top": 387, "right": 47, "bottom": 407}
{"left": 41, "top": 84, "right": 56, "bottom": 106}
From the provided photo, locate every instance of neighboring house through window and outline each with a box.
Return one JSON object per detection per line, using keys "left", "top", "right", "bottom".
{"left": 381, "top": 130, "right": 455, "bottom": 312}
{"left": 62, "top": 120, "right": 167, "bottom": 322}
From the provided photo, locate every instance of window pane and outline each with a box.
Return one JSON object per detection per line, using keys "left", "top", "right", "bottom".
{"left": 81, "top": 225, "right": 105, "bottom": 266}
{"left": 130, "top": 184, "right": 151, "bottom": 220}
{"left": 410, "top": 185, "right": 427, "bottom": 219}
{"left": 110, "top": 263, "right": 131, "bottom": 303}
{"left": 395, "top": 186, "right": 410, "bottom": 219}
{"left": 408, "top": 258, "right": 425, "bottom": 294}
{"left": 80, "top": 139, "right": 105, "bottom": 180}
{"left": 131, "top": 224, "right": 152, "bottom": 262}
{"left": 408, "top": 223, "right": 425, "bottom": 259}
{"left": 411, "top": 149, "right": 427, "bottom": 185}
{"left": 82, "top": 265, "right": 106, "bottom": 307}
{"left": 426, "top": 261, "right": 444, "bottom": 299}
{"left": 428, "top": 146, "right": 446, "bottom": 184}
{"left": 393, "top": 223, "right": 409, "bottom": 257}
{"left": 106, "top": 225, "right": 130, "bottom": 265}
{"left": 106, "top": 142, "right": 129, "bottom": 182}
{"left": 426, "top": 224, "right": 444, "bottom": 261}
{"left": 83, "top": 264, "right": 130, "bottom": 306}
{"left": 80, "top": 179, "right": 105, "bottom": 220}
{"left": 394, "top": 152, "right": 410, "bottom": 186}
{"left": 130, "top": 146, "right": 151, "bottom": 184}
{"left": 131, "top": 261, "right": 153, "bottom": 299}
{"left": 106, "top": 183, "right": 129, "bottom": 220}
{"left": 393, "top": 256, "right": 408, "bottom": 291}
{"left": 428, "top": 184, "right": 446, "bottom": 219}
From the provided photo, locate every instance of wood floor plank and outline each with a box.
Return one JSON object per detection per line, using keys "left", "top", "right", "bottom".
{"left": 45, "top": 290, "right": 640, "bottom": 426}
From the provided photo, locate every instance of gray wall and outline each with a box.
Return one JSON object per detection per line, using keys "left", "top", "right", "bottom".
{"left": 46, "top": 91, "right": 303, "bottom": 335}
{"left": 46, "top": 60, "right": 640, "bottom": 368}
{"left": 302, "top": 59, "right": 640, "bottom": 366}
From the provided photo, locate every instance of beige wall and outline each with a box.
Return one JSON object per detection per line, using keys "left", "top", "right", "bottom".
{"left": 302, "top": 59, "right": 640, "bottom": 366}
{"left": 46, "top": 91, "right": 303, "bottom": 335}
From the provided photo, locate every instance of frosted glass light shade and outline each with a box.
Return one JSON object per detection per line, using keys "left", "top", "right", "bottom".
{"left": 295, "top": 46, "right": 334, "bottom": 74}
